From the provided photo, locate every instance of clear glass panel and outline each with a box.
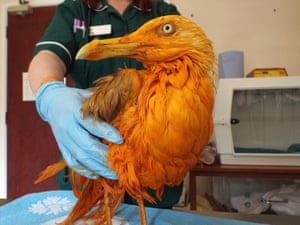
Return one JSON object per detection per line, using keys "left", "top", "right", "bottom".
{"left": 231, "top": 88, "right": 300, "bottom": 154}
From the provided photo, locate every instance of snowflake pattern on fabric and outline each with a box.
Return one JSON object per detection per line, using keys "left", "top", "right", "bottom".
{"left": 0, "top": 191, "right": 267, "bottom": 225}
{"left": 27, "top": 194, "right": 129, "bottom": 225}
{"left": 28, "top": 196, "right": 73, "bottom": 216}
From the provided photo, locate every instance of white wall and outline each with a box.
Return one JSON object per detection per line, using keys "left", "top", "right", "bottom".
{"left": 171, "top": 0, "right": 300, "bottom": 76}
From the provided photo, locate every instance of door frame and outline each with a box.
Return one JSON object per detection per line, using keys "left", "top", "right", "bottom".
{"left": 0, "top": 0, "right": 62, "bottom": 198}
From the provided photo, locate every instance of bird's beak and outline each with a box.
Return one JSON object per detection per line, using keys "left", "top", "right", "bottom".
{"left": 76, "top": 37, "right": 141, "bottom": 61}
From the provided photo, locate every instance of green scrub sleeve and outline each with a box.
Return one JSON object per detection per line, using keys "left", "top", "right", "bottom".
{"left": 32, "top": 0, "right": 87, "bottom": 69}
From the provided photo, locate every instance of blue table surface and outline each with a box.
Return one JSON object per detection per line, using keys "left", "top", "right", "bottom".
{"left": 0, "top": 190, "right": 269, "bottom": 225}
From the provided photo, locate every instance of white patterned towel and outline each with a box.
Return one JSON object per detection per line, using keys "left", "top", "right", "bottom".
{"left": 0, "top": 190, "right": 268, "bottom": 225}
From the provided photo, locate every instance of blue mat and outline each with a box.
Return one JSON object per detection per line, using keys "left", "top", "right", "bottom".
{"left": 0, "top": 190, "right": 269, "bottom": 225}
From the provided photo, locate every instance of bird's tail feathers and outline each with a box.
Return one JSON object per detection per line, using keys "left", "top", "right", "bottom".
{"left": 34, "top": 159, "right": 67, "bottom": 184}
{"left": 58, "top": 177, "right": 124, "bottom": 225}
{"left": 35, "top": 160, "right": 125, "bottom": 224}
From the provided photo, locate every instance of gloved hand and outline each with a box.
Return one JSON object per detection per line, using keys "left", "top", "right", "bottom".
{"left": 35, "top": 81, "right": 123, "bottom": 179}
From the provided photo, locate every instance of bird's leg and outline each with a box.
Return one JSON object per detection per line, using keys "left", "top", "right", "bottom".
{"left": 104, "top": 191, "right": 112, "bottom": 225}
{"left": 136, "top": 196, "right": 147, "bottom": 225}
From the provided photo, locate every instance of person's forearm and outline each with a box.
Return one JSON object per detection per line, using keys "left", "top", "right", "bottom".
{"left": 28, "top": 50, "right": 67, "bottom": 94}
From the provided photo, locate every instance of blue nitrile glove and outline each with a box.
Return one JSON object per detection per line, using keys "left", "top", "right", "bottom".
{"left": 35, "top": 81, "right": 123, "bottom": 179}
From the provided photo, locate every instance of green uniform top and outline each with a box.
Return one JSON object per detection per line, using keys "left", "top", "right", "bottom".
{"left": 35, "top": 0, "right": 183, "bottom": 208}
{"left": 34, "top": 0, "right": 180, "bottom": 88}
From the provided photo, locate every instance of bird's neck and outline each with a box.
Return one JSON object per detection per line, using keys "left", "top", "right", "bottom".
{"left": 146, "top": 55, "right": 207, "bottom": 88}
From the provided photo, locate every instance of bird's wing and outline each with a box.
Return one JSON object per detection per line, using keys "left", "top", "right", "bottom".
{"left": 81, "top": 69, "right": 142, "bottom": 122}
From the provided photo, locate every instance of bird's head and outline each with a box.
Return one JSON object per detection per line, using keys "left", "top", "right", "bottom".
{"left": 76, "top": 15, "right": 215, "bottom": 68}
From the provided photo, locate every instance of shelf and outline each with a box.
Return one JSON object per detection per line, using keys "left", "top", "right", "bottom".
{"left": 189, "top": 163, "right": 300, "bottom": 210}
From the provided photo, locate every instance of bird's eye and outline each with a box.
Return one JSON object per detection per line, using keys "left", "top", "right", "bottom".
{"left": 160, "top": 23, "right": 175, "bottom": 35}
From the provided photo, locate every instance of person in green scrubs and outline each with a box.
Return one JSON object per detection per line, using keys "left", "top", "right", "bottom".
{"left": 28, "top": 0, "right": 182, "bottom": 209}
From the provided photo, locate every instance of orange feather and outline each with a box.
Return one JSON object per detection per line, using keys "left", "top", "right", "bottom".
{"left": 36, "top": 15, "right": 216, "bottom": 225}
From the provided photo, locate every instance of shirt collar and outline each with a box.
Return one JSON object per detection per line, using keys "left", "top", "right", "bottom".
{"left": 94, "top": 0, "right": 143, "bottom": 12}
{"left": 92, "top": 0, "right": 107, "bottom": 12}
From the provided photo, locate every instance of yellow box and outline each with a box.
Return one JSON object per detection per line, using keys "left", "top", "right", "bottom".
{"left": 247, "top": 68, "right": 288, "bottom": 77}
